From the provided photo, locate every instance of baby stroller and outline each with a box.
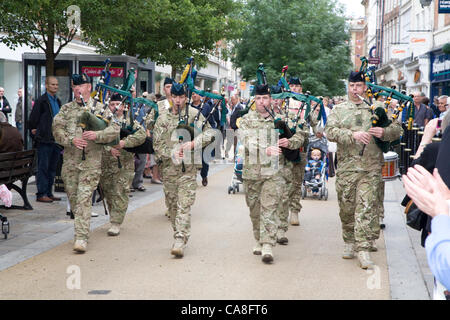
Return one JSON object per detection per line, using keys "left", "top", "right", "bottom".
{"left": 228, "top": 142, "right": 244, "bottom": 194}
{"left": 301, "top": 135, "right": 329, "bottom": 200}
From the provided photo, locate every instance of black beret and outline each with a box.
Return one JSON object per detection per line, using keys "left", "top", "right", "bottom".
{"left": 270, "top": 85, "right": 282, "bottom": 94}
{"left": 348, "top": 71, "right": 365, "bottom": 83}
{"left": 171, "top": 82, "right": 186, "bottom": 96}
{"left": 289, "top": 77, "right": 302, "bottom": 85}
{"left": 164, "top": 77, "right": 173, "bottom": 85}
{"left": 254, "top": 84, "right": 270, "bottom": 96}
{"left": 72, "top": 73, "right": 91, "bottom": 85}
{"left": 110, "top": 93, "right": 122, "bottom": 101}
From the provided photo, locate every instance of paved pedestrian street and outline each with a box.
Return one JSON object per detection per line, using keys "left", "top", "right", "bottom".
{"left": 0, "top": 164, "right": 432, "bottom": 300}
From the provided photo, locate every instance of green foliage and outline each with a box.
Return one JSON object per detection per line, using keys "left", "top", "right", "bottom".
{"left": 232, "top": 0, "right": 351, "bottom": 96}
{"left": 83, "top": 0, "right": 245, "bottom": 71}
{"left": 443, "top": 43, "right": 450, "bottom": 54}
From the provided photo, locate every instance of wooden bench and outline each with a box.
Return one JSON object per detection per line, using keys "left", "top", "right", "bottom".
{"left": 0, "top": 150, "right": 36, "bottom": 210}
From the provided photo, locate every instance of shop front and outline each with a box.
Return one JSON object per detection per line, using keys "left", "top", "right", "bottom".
{"left": 22, "top": 53, "right": 155, "bottom": 149}
{"left": 430, "top": 49, "right": 450, "bottom": 101}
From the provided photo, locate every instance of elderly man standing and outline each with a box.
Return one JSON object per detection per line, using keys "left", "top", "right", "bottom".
{"left": 325, "top": 71, "right": 403, "bottom": 269}
{"left": 52, "top": 73, "right": 120, "bottom": 253}
{"left": 438, "top": 95, "right": 449, "bottom": 119}
{"left": 0, "top": 87, "right": 11, "bottom": 123}
{"left": 412, "top": 91, "right": 434, "bottom": 127}
{"left": 29, "top": 76, "right": 62, "bottom": 203}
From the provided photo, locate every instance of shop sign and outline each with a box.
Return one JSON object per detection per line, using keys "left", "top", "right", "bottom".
{"left": 81, "top": 66, "right": 125, "bottom": 78}
{"left": 438, "top": 0, "right": 450, "bottom": 13}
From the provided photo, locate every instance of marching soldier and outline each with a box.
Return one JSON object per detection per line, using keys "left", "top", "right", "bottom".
{"left": 325, "top": 71, "right": 402, "bottom": 269}
{"left": 286, "top": 76, "right": 318, "bottom": 226}
{"left": 100, "top": 93, "right": 146, "bottom": 236}
{"left": 152, "top": 82, "right": 215, "bottom": 258}
{"left": 239, "top": 84, "right": 306, "bottom": 263}
{"left": 52, "top": 73, "right": 120, "bottom": 253}
{"left": 270, "top": 85, "right": 308, "bottom": 245}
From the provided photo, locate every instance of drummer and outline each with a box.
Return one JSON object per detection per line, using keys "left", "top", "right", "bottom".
{"left": 325, "top": 71, "right": 403, "bottom": 270}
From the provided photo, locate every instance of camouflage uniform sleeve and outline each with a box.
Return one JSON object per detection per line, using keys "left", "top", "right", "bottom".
{"left": 193, "top": 113, "right": 215, "bottom": 148}
{"left": 145, "top": 108, "right": 157, "bottom": 132}
{"left": 238, "top": 116, "right": 258, "bottom": 152}
{"left": 95, "top": 121, "right": 120, "bottom": 144}
{"left": 382, "top": 119, "right": 403, "bottom": 142}
{"left": 287, "top": 127, "right": 307, "bottom": 150}
{"left": 152, "top": 116, "right": 166, "bottom": 159}
{"left": 123, "top": 124, "right": 146, "bottom": 148}
{"left": 325, "top": 108, "right": 355, "bottom": 145}
{"left": 52, "top": 105, "right": 73, "bottom": 147}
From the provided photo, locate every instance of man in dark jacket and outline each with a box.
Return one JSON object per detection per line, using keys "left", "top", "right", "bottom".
{"left": 29, "top": 76, "right": 62, "bottom": 203}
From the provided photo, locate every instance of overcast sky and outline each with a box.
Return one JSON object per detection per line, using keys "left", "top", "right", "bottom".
{"left": 338, "top": 0, "right": 365, "bottom": 18}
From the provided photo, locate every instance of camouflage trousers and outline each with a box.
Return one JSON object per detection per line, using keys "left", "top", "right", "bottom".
{"left": 372, "top": 179, "right": 385, "bottom": 241}
{"left": 62, "top": 164, "right": 101, "bottom": 241}
{"left": 244, "top": 174, "right": 285, "bottom": 246}
{"left": 100, "top": 161, "right": 134, "bottom": 226}
{"left": 162, "top": 172, "right": 197, "bottom": 242}
{"left": 288, "top": 156, "right": 307, "bottom": 215}
{"left": 335, "top": 170, "right": 382, "bottom": 251}
{"left": 277, "top": 165, "right": 293, "bottom": 232}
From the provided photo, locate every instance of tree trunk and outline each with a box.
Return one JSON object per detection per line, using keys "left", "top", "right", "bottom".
{"left": 171, "top": 67, "right": 177, "bottom": 80}
{"left": 45, "top": 27, "right": 55, "bottom": 76}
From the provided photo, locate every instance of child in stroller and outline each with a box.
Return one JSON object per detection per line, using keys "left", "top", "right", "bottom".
{"left": 301, "top": 130, "right": 329, "bottom": 200}
{"left": 304, "top": 148, "right": 324, "bottom": 195}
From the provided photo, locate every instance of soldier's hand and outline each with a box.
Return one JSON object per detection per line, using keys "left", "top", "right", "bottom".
{"left": 353, "top": 131, "right": 371, "bottom": 144}
{"left": 114, "top": 140, "right": 126, "bottom": 149}
{"left": 181, "top": 141, "right": 195, "bottom": 151}
{"left": 82, "top": 131, "right": 97, "bottom": 141}
{"left": 266, "top": 146, "right": 282, "bottom": 156}
{"left": 368, "top": 127, "right": 384, "bottom": 139}
{"left": 278, "top": 138, "right": 289, "bottom": 148}
{"left": 72, "top": 137, "right": 88, "bottom": 150}
{"left": 111, "top": 148, "right": 121, "bottom": 158}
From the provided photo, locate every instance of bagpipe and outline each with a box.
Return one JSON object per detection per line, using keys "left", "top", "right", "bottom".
{"left": 175, "top": 57, "right": 227, "bottom": 172}
{"left": 358, "top": 56, "right": 414, "bottom": 158}
{"left": 82, "top": 64, "right": 159, "bottom": 168}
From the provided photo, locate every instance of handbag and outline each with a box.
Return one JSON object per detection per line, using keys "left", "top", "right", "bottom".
{"left": 404, "top": 199, "right": 427, "bottom": 231}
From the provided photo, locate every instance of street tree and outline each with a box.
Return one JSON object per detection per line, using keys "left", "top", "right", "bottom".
{"left": 0, "top": 0, "right": 86, "bottom": 76}
{"left": 82, "top": 0, "right": 245, "bottom": 77}
{"left": 232, "top": 0, "right": 351, "bottom": 96}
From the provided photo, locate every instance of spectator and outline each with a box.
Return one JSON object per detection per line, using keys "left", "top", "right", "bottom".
{"left": 226, "top": 94, "right": 243, "bottom": 159}
{"left": 0, "top": 87, "right": 11, "bottom": 123}
{"left": 412, "top": 91, "right": 434, "bottom": 127}
{"left": 29, "top": 76, "right": 62, "bottom": 203}
{"left": 0, "top": 111, "right": 23, "bottom": 152}
{"left": 15, "top": 88, "right": 23, "bottom": 132}
{"left": 438, "top": 95, "right": 449, "bottom": 119}
{"left": 430, "top": 96, "right": 440, "bottom": 118}
{"left": 403, "top": 165, "right": 450, "bottom": 294}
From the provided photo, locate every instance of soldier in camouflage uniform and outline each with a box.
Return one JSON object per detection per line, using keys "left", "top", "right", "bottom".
{"left": 52, "top": 73, "right": 120, "bottom": 253}
{"left": 325, "top": 71, "right": 402, "bottom": 269}
{"left": 270, "top": 85, "right": 309, "bottom": 245}
{"left": 100, "top": 93, "right": 146, "bottom": 236}
{"left": 286, "top": 77, "right": 319, "bottom": 226}
{"left": 153, "top": 82, "right": 215, "bottom": 258}
{"left": 239, "top": 84, "right": 306, "bottom": 264}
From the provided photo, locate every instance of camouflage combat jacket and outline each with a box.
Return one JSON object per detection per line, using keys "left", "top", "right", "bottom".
{"left": 52, "top": 98, "right": 120, "bottom": 170}
{"left": 325, "top": 99, "right": 403, "bottom": 172}
{"left": 103, "top": 116, "right": 147, "bottom": 171}
{"left": 153, "top": 105, "right": 216, "bottom": 176}
{"left": 238, "top": 109, "right": 306, "bottom": 180}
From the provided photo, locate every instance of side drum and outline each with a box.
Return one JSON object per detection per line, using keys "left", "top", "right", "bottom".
{"left": 382, "top": 151, "right": 399, "bottom": 181}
